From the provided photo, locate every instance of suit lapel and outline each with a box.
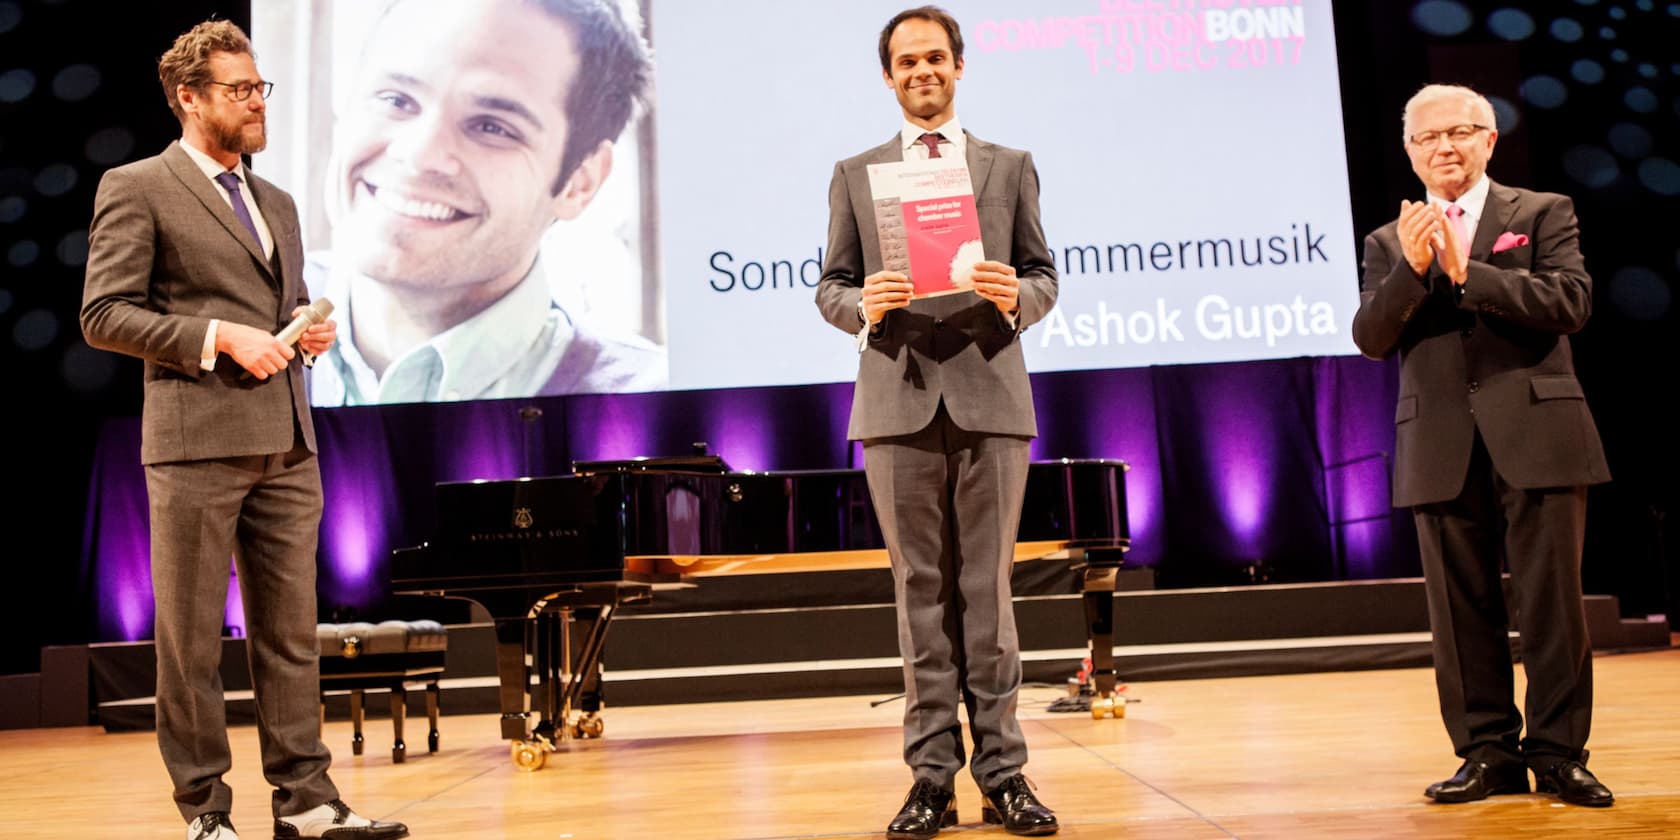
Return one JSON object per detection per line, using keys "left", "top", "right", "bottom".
{"left": 245, "top": 173, "right": 296, "bottom": 327}
{"left": 964, "top": 131, "right": 994, "bottom": 198}
{"left": 162, "top": 142, "right": 275, "bottom": 280}
{"left": 1472, "top": 181, "right": 1519, "bottom": 260}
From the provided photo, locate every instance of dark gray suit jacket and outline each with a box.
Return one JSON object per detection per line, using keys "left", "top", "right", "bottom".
{"left": 816, "top": 132, "right": 1057, "bottom": 440}
{"left": 1352, "top": 181, "right": 1610, "bottom": 507}
{"left": 82, "top": 141, "right": 315, "bottom": 465}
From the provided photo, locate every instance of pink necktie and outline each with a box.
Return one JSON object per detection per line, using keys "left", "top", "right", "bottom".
{"left": 1444, "top": 203, "right": 1471, "bottom": 259}
{"left": 917, "top": 132, "right": 944, "bottom": 159}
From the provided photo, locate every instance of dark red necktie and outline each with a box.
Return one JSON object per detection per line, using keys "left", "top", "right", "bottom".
{"left": 917, "top": 132, "right": 944, "bottom": 159}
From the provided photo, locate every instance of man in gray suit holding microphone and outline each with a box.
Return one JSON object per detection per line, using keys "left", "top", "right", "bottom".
{"left": 81, "top": 19, "right": 405, "bottom": 840}
{"left": 815, "top": 7, "right": 1058, "bottom": 838}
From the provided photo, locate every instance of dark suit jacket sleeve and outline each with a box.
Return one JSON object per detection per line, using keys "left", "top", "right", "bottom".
{"left": 81, "top": 166, "right": 211, "bottom": 378}
{"left": 816, "top": 161, "right": 867, "bottom": 335}
{"left": 1459, "top": 194, "right": 1591, "bottom": 335}
{"left": 1350, "top": 225, "right": 1429, "bottom": 361}
{"left": 1009, "top": 151, "right": 1056, "bottom": 331}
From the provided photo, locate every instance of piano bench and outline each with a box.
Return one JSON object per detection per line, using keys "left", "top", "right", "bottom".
{"left": 316, "top": 620, "right": 448, "bottom": 764}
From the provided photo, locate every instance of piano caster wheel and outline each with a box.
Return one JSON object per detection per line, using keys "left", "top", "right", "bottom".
{"left": 511, "top": 739, "right": 548, "bottom": 772}
{"left": 1090, "top": 694, "right": 1123, "bottom": 720}
{"left": 572, "top": 713, "right": 604, "bottom": 739}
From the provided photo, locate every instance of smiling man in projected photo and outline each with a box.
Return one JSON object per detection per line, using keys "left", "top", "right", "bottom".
{"left": 306, "top": 0, "right": 661, "bottom": 405}
{"left": 1353, "top": 83, "right": 1614, "bottom": 809}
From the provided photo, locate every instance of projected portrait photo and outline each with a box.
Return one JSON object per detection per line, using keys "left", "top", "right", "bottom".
{"left": 254, "top": 0, "right": 1360, "bottom": 400}
{"left": 255, "top": 0, "right": 664, "bottom": 406}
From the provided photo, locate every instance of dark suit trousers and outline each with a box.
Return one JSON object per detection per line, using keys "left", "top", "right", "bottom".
{"left": 1414, "top": 432, "right": 1593, "bottom": 766}
{"left": 145, "top": 438, "right": 338, "bottom": 820}
{"left": 863, "top": 403, "right": 1031, "bottom": 792}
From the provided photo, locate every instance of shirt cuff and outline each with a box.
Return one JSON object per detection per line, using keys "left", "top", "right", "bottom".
{"left": 200, "top": 319, "right": 219, "bottom": 371}
{"left": 855, "top": 298, "right": 877, "bottom": 352}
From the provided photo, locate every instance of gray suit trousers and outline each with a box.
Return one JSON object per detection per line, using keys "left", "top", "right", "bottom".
{"left": 864, "top": 403, "right": 1031, "bottom": 791}
{"left": 146, "top": 438, "right": 338, "bottom": 820}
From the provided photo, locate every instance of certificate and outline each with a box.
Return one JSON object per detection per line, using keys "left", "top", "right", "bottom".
{"left": 866, "top": 157, "right": 984, "bottom": 298}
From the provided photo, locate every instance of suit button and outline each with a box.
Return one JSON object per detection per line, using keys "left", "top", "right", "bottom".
{"left": 1467, "top": 380, "right": 1479, "bottom": 393}
{"left": 1460, "top": 329, "right": 1472, "bottom": 338}
{"left": 934, "top": 318, "right": 945, "bottom": 330}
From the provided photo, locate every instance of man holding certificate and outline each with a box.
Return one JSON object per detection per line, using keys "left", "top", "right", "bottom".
{"left": 814, "top": 6, "right": 1058, "bottom": 838}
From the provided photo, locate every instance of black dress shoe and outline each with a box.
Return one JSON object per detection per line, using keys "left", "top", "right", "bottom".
{"left": 1424, "top": 758, "right": 1530, "bottom": 803}
{"left": 981, "top": 774, "right": 1058, "bottom": 836}
{"left": 886, "top": 781, "right": 957, "bottom": 840}
{"left": 1535, "top": 760, "right": 1614, "bottom": 807}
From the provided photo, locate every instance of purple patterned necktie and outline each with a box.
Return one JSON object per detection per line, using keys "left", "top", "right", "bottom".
{"left": 213, "top": 171, "right": 262, "bottom": 246}
{"left": 917, "top": 131, "right": 944, "bottom": 159}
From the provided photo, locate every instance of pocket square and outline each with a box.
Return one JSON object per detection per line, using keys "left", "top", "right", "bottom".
{"left": 1491, "top": 232, "right": 1529, "bottom": 253}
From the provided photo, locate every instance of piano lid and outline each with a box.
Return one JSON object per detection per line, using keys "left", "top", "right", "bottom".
{"left": 572, "top": 454, "right": 732, "bottom": 476}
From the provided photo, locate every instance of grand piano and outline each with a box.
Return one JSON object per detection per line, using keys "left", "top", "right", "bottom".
{"left": 391, "top": 455, "right": 1129, "bottom": 770}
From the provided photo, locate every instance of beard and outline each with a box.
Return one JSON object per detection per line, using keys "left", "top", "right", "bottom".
{"left": 207, "top": 112, "right": 267, "bottom": 156}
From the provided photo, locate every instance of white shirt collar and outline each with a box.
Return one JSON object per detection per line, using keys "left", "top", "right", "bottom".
{"left": 179, "top": 139, "right": 244, "bottom": 183}
{"left": 428, "top": 256, "right": 568, "bottom": 399}
{"left": 901, "top": 116, "right": 965, "bottom": 160}
{"left": 325, "top": 256, "right": 571, "bottom": 403}
{"left": 1429, "top": 174, "right": 1491, "bottom": 224}
{"left": 178, "top": 139, "right": 273, "bottom": 258}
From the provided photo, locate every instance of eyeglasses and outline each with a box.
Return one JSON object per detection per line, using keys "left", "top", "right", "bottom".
{"left": 207, "top": 80, "right": 275, "bottom": 102}
{"left": 1407, "top": 124, "right": 1489, "bottom": 147}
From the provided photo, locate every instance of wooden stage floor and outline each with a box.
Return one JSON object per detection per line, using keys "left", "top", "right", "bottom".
{"left": 3, "top": 646, "right": 1677, "bottom": 839}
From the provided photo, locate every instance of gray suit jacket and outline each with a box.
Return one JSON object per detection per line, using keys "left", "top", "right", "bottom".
{"left": 816, "top": 132, "right": 1057, "bottom": 440}
{"left": 1351, "top": 181, "right": 1610, "bottom": 507}
{"left": 82, "top": 141, "right": 316, "bottom": 465}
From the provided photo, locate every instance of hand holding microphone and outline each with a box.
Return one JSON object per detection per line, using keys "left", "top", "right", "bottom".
{"left": 224, "top": 297, "right": 334, "bottom": 380}
{"left": 277, "top": 297, "right": 334, "bottom": 347}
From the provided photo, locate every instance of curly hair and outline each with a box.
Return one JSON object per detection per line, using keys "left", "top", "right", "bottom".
{"left": 158, "top": 19, "right": 254, "bottom": 123}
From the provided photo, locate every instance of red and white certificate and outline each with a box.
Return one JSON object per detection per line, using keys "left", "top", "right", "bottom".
{"left": 866, "top": 157, "right": 984, "bottom": 298}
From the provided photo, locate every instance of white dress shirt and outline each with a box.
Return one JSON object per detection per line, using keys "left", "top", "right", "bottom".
{"left": 900, "top": 116, "right": 966, "bottom": 161}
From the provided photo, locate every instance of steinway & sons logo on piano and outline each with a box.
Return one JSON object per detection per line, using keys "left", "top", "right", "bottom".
{"left": 461, "top": 506, "right": 582, "bottom": 542}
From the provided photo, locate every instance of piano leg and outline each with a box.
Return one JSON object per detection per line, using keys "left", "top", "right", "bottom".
{"left": 568, "top": 605, "right": 613, "bottom": 739}
{"left": 535, "top": 607, "right": 570, "bottom": 748}
{"left": 496, "top": 586, "right": 651, "bottom": 770}
{"left": 1079, "top": 548, "right": 1126, "bottom": 719}
{"left": 494, "top": 615, "right": 550, "bottom": 771}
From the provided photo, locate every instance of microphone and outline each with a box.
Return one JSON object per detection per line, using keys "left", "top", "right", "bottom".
{"left": 238, "top": 297, "right": 334, "bottom": 381}
{"left": 276, "top": 297, "right": 334, "bottom": 346}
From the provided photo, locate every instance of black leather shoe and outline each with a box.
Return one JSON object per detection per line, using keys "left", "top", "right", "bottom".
{"left": 1535, "top": 760, "right": 1614, "bottom": 807}
{"left": 1424, "top": 758, "right": 1530, "bottom": 803}
{"left": 886, "top": 781, "right": 957, "bottom": 840}
{"left": 981, "top": 774, "right": 1058, "bottom": 836}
